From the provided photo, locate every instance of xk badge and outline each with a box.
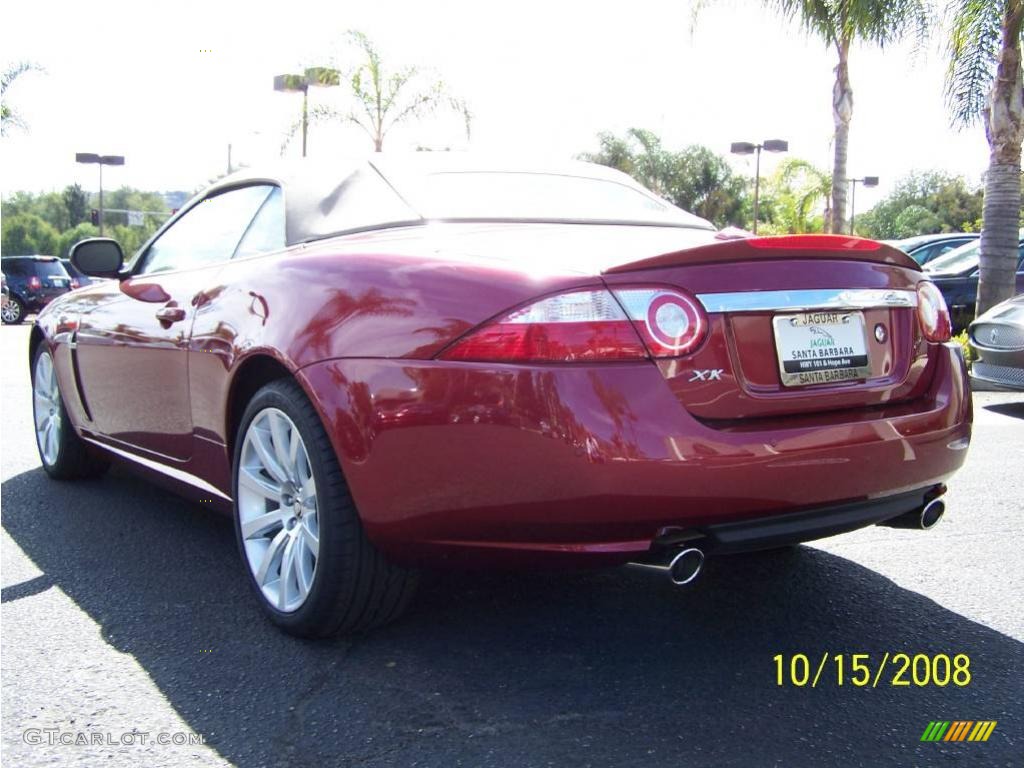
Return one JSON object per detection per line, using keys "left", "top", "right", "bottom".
{"left": 689, "top": 369, "right": 724, "bottom": 382}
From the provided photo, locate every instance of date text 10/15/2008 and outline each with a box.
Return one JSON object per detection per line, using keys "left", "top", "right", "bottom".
{"left": 773, "top": 653, "right": 970, "bottom": 688}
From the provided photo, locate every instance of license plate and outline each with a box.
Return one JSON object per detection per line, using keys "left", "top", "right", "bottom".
{"left": 50, "top": 278, "right": 68, "bottom": 287}
{"left": 772, "top": 311, "right": 870, "bottom": 387}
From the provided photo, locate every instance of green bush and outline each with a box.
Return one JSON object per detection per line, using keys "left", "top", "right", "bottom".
{"left": 952, "top": 330, "right": 975, "bottom": 371}
{"left": 1, "top": 212, "right": 59, "bottom": 255}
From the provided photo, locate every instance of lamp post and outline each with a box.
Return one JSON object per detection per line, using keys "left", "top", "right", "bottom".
{"left": 75, "top": 153, "right": 125, "bottom": 237}
{"left": 730, "top": 139, "right": 788, "bottom": 234}
{"left": 227, "top": 130, "right": 265, "bottom": 175}
{"left": 849, "top": 176, "right": 879, "bottom": 235}
{"left": 274, "top": 67, "right": 340, "bottom": 158}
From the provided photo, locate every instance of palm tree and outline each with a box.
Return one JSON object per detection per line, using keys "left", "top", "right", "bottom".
{"left": 946, "top": 0, "right": 1024, "bottom": 315}
{"left": 580, "top": 128, "right": 672, "bottom": 194}
{"left": 774, "top": 158, "right": 833, "bottom": 233}
{"left": 1, "top": 62, "right": 43, "bottom": 136}
{"left": 307, "top": 31, "right": 463, "bottom": 152}
{"left": 696, "top": 2, "right": 929, "bottom": 232}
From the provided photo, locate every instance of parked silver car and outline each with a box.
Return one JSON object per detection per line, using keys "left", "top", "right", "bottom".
{"left": 969, "top": 294, "right": 1024, "bottom": 391}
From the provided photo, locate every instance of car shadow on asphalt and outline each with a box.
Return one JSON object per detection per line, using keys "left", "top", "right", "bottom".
{"left": 2, "top": 465, "right": 1021, "bottom": 768}
{"left": 983, "top": 400, "right": 1024, "bottom": 420}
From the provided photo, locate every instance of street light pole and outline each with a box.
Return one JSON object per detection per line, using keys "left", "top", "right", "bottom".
{"left": 274, "top": 74, "right": 309, "bottom": 157}
{"left": 274, "top": 67, "right": 340, "bottom": 158}
{"left": 753, "top": 146, "right": 761, "bottom": 234}
{"left": 302, "top": 88, "right": 308, "bottom": 157}
{"left": 848, "top": 176, "right": 879, "bottom": 235}
{"left": 730, "top": 139, "right": 788, "bottom": 235}
{"left": 75, "top": 153, "right": 125, "bottom": 237}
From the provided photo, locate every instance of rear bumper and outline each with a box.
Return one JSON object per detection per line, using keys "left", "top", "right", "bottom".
{"left": 299, "top": 342, "right": 971, "bottom": 568}
{"left": 693, "top": 486, "right": 942, "bottom": 555}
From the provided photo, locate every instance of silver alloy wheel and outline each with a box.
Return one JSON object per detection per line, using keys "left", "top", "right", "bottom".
{"left": 2, "top": 299, "right": 21, "bottom": 323}
{"left": 33, "top": 350, "right": 62, "bottom": 466}
{"left": 238, "top": 408, "right": 319, "bottom": 613}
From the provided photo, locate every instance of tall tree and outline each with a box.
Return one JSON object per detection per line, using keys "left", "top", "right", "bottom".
{"left": 854, "top": 170, "right": 984, "bottom": 238}
{"left": 582, "top": 129, "right": 677, "bottom": 195}
{"left": 674, "top": 145, "right": 750, "bottom": 225}
{"left": 1, "top": 213, "right": 59, "bottom": 256}
{"left": 63, "top": 184, "right": 89, "bottom": 228}
{"left": 57, "top": 222, "right": 99, "bottom": 259}
{"left": 1, "top": 62, "right": 43, "bottom": 136}
{"left": 946, "top": 0, "right": 1024, "bottom": 315}
{"left": 696, "top": 2, "right": 929, "bottom": 232}
{"left": 580, "top": 129, "right": 749, "bottom": 227}
{"left": 762, "top": 158, "right": 833, "bottom": 234}
{"left": 307, "top": 31, "right": 462, "bottom": 152}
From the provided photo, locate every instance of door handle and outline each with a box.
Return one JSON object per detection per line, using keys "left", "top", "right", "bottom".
{"left": 156, "top": 306, "right": 186, "bottom": 323}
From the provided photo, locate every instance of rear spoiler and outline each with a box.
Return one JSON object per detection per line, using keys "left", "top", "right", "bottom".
{"left": 603, "top": 235, "right": 920, "bottom": 274}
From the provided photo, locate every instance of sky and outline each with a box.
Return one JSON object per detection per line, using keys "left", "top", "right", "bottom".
{"left": 1, "top": 0, "right": 991, "bottom": 215}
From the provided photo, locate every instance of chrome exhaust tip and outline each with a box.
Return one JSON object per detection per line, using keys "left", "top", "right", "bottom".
{"left": 920, "top": 498, "right": 945, "bottom": 530}
{"left": 668, "top": 547, "right": 705, "bottom": 586}
{"left": 628, "top": 547, "right": 706, "bottom": 586}
{"left": 880, "top": 498, "right": 946, "bottom": 530}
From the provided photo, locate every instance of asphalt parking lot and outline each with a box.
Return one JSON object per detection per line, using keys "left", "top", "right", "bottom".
{"left": 1, "top": 322, "right": 1021, "bottom": 768}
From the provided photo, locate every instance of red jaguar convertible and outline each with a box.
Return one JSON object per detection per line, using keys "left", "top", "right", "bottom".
{"left": 31, "top": 156, "right": 971, "bottom": 637}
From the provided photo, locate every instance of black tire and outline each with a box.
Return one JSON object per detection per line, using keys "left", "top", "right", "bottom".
{"left": 3, "top": 296, "right": 25, "bottom": 324}
{"left": 232, "top": 378, "right": 418, "bottom": 638}
{"left": 31, "top": 345, "right": 111, "bottom": 480}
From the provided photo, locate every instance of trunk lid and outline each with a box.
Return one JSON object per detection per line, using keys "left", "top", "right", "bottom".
{"left": 601, "top": 237, "right": 932, "bottom": 421}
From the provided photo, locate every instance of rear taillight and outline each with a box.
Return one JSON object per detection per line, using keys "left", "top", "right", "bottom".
{"left": 916, "top": 280, "right": 951, "bottom": 342}
{"left": 439, "top": 289, "right": 646, "bottom": 362}
{"left": 71, "top": 278, "right": 80, "bottom": 289}
{"left": 438, "top": 286, "right": 709, "bottom": 363}
{"left": 609, "top": 287, "right": 708, "bottom": 356}
{"left": 28, "top": 276, "right": 42, "bottom": 291}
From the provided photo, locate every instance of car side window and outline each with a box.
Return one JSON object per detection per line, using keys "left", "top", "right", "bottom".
{"left": 233, "top": 187, "right": 285, "bottom": 259}
{"left": 137, "top": 185, "right": 275, "bottom": 275}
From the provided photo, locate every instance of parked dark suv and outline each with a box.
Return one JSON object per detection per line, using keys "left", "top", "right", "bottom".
{"left": 1, "top": 256, "right": 75, "bottom": 324}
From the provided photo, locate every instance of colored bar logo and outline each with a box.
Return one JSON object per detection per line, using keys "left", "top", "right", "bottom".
{"left": 921, "top": 721, "right": 997, "bottom": 742}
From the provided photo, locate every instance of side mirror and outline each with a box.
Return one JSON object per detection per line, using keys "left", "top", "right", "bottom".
{"left": 70, "top": 238, "right": 124, "bottom": 278}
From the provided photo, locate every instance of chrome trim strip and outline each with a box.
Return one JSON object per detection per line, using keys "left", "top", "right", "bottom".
{"left": 696, "top": 288, "right": 918, "bottom": 314}
{"left": 81, "top": 435, "right": 232, "bottom": 501}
